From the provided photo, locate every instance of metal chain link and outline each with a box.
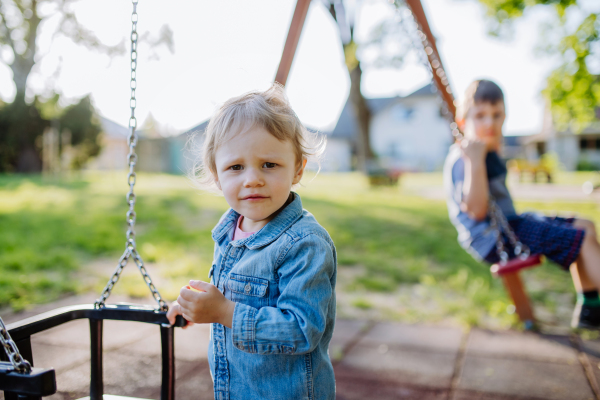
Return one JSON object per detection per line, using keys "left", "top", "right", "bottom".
{"left": 489, "top": 199, "right": 531, "bottom": 264}
{"left": 95, "top": 0, "right": 167, "bottom": 312}
{"left": 392, "top": 0, "right": 462, "bottom": 140}
{"left": 0, "top": 316, "right": 31, "bottom": 374}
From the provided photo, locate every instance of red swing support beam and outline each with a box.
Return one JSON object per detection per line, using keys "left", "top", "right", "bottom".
{"left": 275, "top": 0, "right": 311, "bottom": 86}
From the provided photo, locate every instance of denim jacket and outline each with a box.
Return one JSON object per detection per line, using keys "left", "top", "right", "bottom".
{"left": 207, "top": 193, "right": 337, "bottom": 400}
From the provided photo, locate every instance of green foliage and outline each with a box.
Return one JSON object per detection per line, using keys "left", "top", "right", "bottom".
{"left": 475, "top": 0, "right": 599, "bottom": 132}
{"left": 576, "top": 158, "right": 600, "bottom": 171}
{"left": 59, "top": 96, "right": 102, "bottom": 168}
{"left": 0, "top": 100, "right": 48, "bottom": 172}
{"left": 543, "top": 13, "right": 600, "bottom": 132}
{"left": 0, "top": 95, "right": 102, "bottom": 172}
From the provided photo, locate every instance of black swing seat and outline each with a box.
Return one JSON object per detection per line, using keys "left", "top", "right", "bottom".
{"left": 0, "top": 362, "right": 56, "bottom": 397}
{"left": 1, "top": 303, "right": 185, "bottom": 400}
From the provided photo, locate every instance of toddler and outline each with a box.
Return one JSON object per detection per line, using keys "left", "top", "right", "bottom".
{"left": 444, "top": 79, "right": 600, "bottom": 329}
{"left": 167, "top": 84, "right": 337, "bottom": 399}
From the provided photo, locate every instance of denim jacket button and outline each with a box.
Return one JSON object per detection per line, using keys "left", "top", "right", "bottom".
{"left": 244, "top": 283, "right": 252, "bottom": 293}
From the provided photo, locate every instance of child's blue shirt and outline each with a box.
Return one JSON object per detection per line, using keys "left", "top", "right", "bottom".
{"left": 443, "top": 145, "right": 517, "bottom": 260}
{"left": 207, "top": 192, "right": 337, "bottom": 400}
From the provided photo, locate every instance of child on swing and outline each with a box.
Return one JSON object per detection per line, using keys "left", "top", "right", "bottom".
{"left": 166, "top": 84, "right": 337, "bottom": 399}
{"left": 444, "top": 79, "right": 600, "bottom": 329}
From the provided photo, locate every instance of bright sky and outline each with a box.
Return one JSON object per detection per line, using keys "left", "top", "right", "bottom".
{"left": 0, "top": 0, "right": 564, "bottom": 136}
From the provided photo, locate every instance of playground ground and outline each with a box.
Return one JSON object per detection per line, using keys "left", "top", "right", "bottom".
{"left": 2, "top": 293, "right": 600, "bottom": 400}
{"left": 3, "top": 172, "right": 600, "bottom": 398}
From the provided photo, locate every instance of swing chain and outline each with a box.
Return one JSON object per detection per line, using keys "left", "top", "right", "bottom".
{"left": 0, "top": 316, "right": 31, "bottom": 374}
{"left": 489, "top": 198, "right": 531, "bottom": 264}
{"left": 95, "top": 0, "right": 167, "bottom": 312}
{"left": 393, "top": 0, "right": 462, "bottom": 140}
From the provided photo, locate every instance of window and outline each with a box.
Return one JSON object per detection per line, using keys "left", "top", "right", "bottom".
{"left": 581, "top": 138, "right": 589, "bottom": 150}
{"left": 391, "top": 104, "right": 414, "bottom": 121}
{"left": 536, "top": 142, "right": 546, "bottom": 156}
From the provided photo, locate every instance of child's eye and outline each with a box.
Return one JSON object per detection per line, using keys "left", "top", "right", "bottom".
{"left": 263, "top": 162, "right": 277, "bottom": 169}
{"left": 229, "top": 165, "right": 243, "bottom": 171}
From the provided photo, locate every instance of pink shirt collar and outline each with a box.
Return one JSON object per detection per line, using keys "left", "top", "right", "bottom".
{"left": 233, "top": 216, "right": 256, "bottom": 241}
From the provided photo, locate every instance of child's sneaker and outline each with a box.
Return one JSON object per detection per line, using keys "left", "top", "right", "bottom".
{"left": 572, "top": 303, "right": 600, "bottom": 329}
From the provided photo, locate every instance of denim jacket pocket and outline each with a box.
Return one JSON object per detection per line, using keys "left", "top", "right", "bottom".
{"left": 227, "top": 273, "right": 269, "bottom": 308}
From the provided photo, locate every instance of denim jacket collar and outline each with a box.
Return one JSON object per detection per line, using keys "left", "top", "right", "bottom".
{"left": 211, "top": 192, "right": 303, "bottom": 250}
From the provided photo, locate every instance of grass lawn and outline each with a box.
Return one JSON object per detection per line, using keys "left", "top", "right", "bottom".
{"left": 1, "top": 171, "right": 598, "bottom": 330}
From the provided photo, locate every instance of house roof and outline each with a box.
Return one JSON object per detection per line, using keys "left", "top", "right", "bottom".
{"left": 182, "top": 120, "right": 209, "bottom": 136}
{"left": 503, "top": 135, "right": 523, "bottom": 146}
{"left": 329, "top": 83, "right": 436, "bottom": 140}
{"left": 177, "top": 83, "right": 437, "bottom": 142}
{"left": 100, "top": 116, "right": 129, "bottom": 139}
{"left": 405, "top": 83, "right": 436, "bottom": 98}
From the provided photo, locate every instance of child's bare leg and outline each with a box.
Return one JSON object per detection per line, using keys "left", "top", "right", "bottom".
{"left": 572, "top": 219, "right": 600, "bottom": 289}
{"left": 570, "top": 219, "right": 600, "bottom": 328}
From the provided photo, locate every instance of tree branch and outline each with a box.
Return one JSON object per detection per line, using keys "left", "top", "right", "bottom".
{"left": 54, "top": 9, "right": 125, "bottom": 56}
{"left": 0, "top": 3, "right": 17, "bottom": 54}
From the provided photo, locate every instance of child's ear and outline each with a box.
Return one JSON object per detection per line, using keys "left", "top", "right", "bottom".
{"left": 292, "top": 158, "right": 308, "bottom": 185}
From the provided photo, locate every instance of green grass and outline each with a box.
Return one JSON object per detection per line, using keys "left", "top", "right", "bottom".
{"left": 1, "top": 171, "right": 598, "bottom": 330}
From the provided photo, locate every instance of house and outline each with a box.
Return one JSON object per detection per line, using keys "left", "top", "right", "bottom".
{"left": 521, "top": 106, "right": 600, "bottom": 171}
{"left": 88, "top": 116, "right": 201, "bottom": 174}
{"left": 322, "top": 84, "right": 453, "bottom": 172}
{"left": 86, "top": 117, "right": 130, "bottom": 170}
{"left": 502, "top": 135, "right": 527, "bottom": 160}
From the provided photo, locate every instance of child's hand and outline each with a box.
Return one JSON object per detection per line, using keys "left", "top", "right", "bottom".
{"left": 176, "top": 280, "right": 235, "bottom": 328}
{"left": 460, "top": 139, "right": 487, "bottom": 162}
{"left": 165, "top": 301, "right": 194, "bottom": 329}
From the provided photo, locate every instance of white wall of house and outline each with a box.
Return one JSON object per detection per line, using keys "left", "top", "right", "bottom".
{"left": 370, "top": 97, "right": 451, "bottom": 171}
{"left": 319, "top": 138, "right": 352, "bottom": 172}
{"left": 87, "top": 135, "right": 129, "bottom": 170}
{"left": 525, "top": 134, "right": 599, "bottom": 171}
{"left": 549, "top": 136, "right": 578, "bottom": 170}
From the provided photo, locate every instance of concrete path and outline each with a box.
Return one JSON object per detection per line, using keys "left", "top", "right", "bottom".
{"left": 2, "top": 295, "right": 600, "bottom": 400}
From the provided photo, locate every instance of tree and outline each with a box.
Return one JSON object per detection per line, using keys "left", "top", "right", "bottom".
{"left": 475, "top": 0, "right": 599, "bottom": 132}
{"left": 58, "top": 95, "right": 102, "bottom": 169}
{"left": 323, "top": 0, "right": 414, "bottom": 172}
{"left": 0, "top": 0, "right": 173, "bottom": 171}
{"left": 0, "top": 0, "right": 122, "bottom": 106}
{"left": 323, "top": 0, "right": 374, "bottom": 173}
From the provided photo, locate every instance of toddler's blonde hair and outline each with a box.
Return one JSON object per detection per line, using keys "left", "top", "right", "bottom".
{"left": 191, "top": 84, "right": 325, "bottom": 190}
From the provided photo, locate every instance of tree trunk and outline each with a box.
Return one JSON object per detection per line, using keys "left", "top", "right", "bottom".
{"left": 8, "top": 0, "right": 40, "bottom": 106}
{"left": 347, "top": 63, "right": 373, "bottom": 173}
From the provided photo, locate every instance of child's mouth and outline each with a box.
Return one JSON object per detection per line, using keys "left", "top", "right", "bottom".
{"left": 242, "top": 195, "right": 268, "bottom": 201}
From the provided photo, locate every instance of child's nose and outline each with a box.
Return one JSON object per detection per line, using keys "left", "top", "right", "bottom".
{"left": 483, "top": 116, "right": 495, "bottom": 128}
{"left": 244, "top": 168, "right": 265, "bottom": 187}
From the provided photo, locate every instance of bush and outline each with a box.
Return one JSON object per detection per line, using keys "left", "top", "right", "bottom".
{"left": 0, "top": 95, "right": 102, "bottom": 172}
{"left": 576, "top": 158, "right": 600, "bottom": 171}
